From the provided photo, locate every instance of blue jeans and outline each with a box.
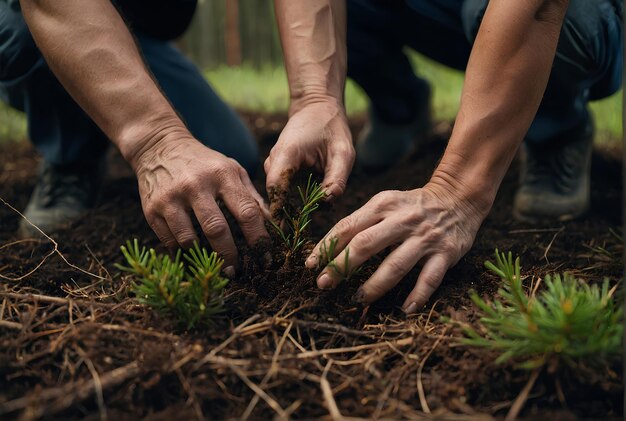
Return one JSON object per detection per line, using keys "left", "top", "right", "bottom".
{"left": 347, "top": 0, "right": 623, "bottom": 143}
{"left": 0, "top": 2, "right": 259, "bottom": 174}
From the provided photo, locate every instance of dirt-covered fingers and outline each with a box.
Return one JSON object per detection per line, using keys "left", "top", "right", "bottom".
{"left": 191, "top": 198, "right": 238, "bottom": 268}
{"left": 306, "top": 206, "right": 383, "bottom": 269}
{"left": 264, "top": 150, "right": 297, "bottom": 217}
{"left": 352, "top": 240, "right": 425, "bottom": 304}
{"left": 321, "top": 135, "right": 354, "bottom": 200}
{"left": 162, "top": 207, "right": 199, "bottom": 249}
{"left": 220, "top": 178, "right": 269, "bottom": 248}
{"left": 147, "top": 216, "right": 178, "bottom": 250}
{"left": 239, "top": 167, "right": 271, "bottom": 220}
{"left": 315, "top": 221, "right": 404, "bottom": 289}
{"left": 403, "top": 254, "right": 451, "bottom": 313}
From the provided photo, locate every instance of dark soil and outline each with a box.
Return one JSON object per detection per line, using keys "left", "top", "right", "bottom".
{"left": 0, "top": 112, "right": 623, "bottom": 420}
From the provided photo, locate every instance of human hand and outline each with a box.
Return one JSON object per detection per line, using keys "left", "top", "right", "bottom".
{"left": 305, "top": 182, "right": 490, "bottom": 313}
{"left": 264, "top": 100, "right": 354, "bottom": 215}
{"left": 132, "top": 134, "right": 269, "bottom": 272}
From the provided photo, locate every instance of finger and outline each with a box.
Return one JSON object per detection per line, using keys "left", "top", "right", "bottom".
{"left": 148, "top": 216, "right": 178, "bottom": 250}
{"left": 403, "top": 254, "right": 450, "bottom": 313}
{"left": 163, "top": 206, "right": 198, "bottom": 249}
{"left": 239, "top": 167, "right": 271, "bottom": 220}
{"left": 354, "top": 239, "right": 424, "bottom": 304}
{"left": 322, "top": 145, "right": 354, "bottom": 200}
{"left": 263, "top": 156, "right": 271, "bottom": 175}
{"left": 191, "top": 198, "right": 238, "bottom": 268}
{"left": 306, "top": 202, "right": 383, "bottom": 269}
{"left": 265, "top": 156, "right": 296, "bottom": 217}
{"left": 316, "top": 220, "right": 405, "bottom": 289}
{"left": 220, "top": 181, "right": 270, "bottom": 247}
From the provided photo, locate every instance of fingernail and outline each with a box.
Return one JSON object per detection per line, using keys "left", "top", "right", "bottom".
{"left": 306, "top": 254, "right": 318, "bottom": 269}
{"left": 325, "top": 193, "right": 334, "bottom": 201}
{"left": 223, "top": 266, "right": 236, "bottom": 278}
{"left": 352, "top": 287, "right": 367, "bottom": 305}
{"left": 317, "top": 273, "right": 333, "bottom": 289}
{"left": 404, "top": 302, "right": 419, "bottom": 314}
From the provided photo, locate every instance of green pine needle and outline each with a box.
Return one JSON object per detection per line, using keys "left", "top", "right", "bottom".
{"left": 447, "top": 248, "right": 623, "bottom": 369}
{"left": 116, "top": 240, "right": 228, "bottom": 329}
{"left": 271, "top": 174, "right": 326, "bottom": 256}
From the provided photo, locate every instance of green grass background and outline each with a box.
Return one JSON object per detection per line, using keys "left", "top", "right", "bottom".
{"left": 0, "top": 54, "right": 621, "bottom": 146}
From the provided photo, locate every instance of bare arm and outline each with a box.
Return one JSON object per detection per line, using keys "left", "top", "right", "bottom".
{"left": 19, "top": 0, "right": 185, "bottom": 164}
{"left": 307, "top": 0, "right": 570, "bottom": 311}
{"left": 20, "top": 0, "right": 269, "bottom": 267}
{"left": 265, "top": 0, "right": 353, "bottom": 212}
{"left": 430, "top": 0, "right": 570, "bottom": 214}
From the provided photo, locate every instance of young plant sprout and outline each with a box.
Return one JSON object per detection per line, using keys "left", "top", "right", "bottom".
{"left": 116, "top": 239, "right": 229, "bottom": 329}
{"left": 319, "top": 236, "right": 362, "bottom": 282}
{"left": 271, "top": 174, "right": 326, "bottom": 257}
{"left": 450, "top": 249, "right": 623, "bottom": 369}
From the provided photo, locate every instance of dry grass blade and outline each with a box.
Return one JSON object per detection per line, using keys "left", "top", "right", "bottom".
{"left": 227, "top": 363, "right": 289, "bottom": 420}
{"left": 321, "top": 360, "right": 344, "bottom": 420}
{"left": 0, "top": 195, "right": 109, "bottom": 282}
{"left": 0, "top": 361, "right": 140, "bottom": 418}
{"left": 505, "top": 367, "right": 542, "bottom": 421}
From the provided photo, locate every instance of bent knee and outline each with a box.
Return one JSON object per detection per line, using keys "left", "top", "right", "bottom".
{"left": 0, "top": 5, "right": 40, "bottom": 82}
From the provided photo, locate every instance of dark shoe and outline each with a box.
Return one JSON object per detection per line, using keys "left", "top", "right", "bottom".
{"left": 356, "top": 78, "right": 432, "bottom": 170}
{"left": 513, "top": 116, "right": 594, "bottom": 223}
{"left": 18, "top": 160, "right": 105, "bottom": 237}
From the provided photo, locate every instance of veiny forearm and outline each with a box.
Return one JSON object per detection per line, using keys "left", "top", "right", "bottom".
{"left": 19, "top": 0, "right": 190, "bottom": 167}
{"left": 274, "top": 0, "right": 347, "bottom": 114}
{"left": 431, "top": 0, "right": 570, "bottom": 211}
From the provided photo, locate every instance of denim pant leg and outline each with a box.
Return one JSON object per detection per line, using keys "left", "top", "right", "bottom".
{"left": 0, "top": 2, "right": 109, "bottom": 168}
{"left": 346, "top": 0, "right": 471, "bottom": 125}
{"left": 0, "top": 4, "right": 258, "bottom": 174}
{"left": 136, "top": 34, "right": 259, "bottom": 175}
{"left": 462, "top": 0, "right": 623, "bottom": 143}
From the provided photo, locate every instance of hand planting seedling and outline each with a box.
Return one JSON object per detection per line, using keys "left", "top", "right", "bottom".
{"left": 449, "top": 249, "right": 623, "bottom": 370}
{"left": 271, "top": 173, "right": 326, "bottom": 258}
{"left": 116, "top": 239, "right": 229, "bottom": 329}
{"left": 319, "top": 236, "right": 362, "bottom": 282}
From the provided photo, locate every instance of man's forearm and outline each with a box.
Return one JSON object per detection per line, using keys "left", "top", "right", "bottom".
{"left": 274, "top": 0, "right": 347, "bottom": 114}
{"left": 19, "top": 0, "right": 190, "bottom": 167}
{"left": 431, "top": 0, "right": 569, "bottom": 210}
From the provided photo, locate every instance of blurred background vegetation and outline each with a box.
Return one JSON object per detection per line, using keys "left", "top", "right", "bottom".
{"left": 0, "top": 0, "right": 621, "bottom": 147}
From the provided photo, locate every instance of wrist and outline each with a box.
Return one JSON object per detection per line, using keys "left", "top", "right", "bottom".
{"left": 427, "top": 152, "right": 499, "bottom": 220}
{"left": 116, "top": 114, "right": 193, "bottom": 170}
{"left": 288, "top": 91, "right": 344, "bottom": 117}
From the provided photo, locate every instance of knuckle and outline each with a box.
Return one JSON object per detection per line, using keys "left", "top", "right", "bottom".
{"left": 178, "top": 175, "right": 200, "bottom": 195}
{"left": 370, "top": 190, "right": 394, "bottom": 208}
{"left": 351, "top": 231, "right": 376, "bottom": 254}
{"left": 334, "top": 216, "right": 355, "bottom": 236}
{"left": 213, "top": 160, "right": 238, "bottom": 181}
{"left": 237, "top": 200, "right": 261, "bottom": 225}
{"left": 200, "top": 214, "right": 229, "bottom": 238}
{"left": 364, "top": 281, "right": 388, "bottom": 300}
{"left": 385, "top": 258, "right": 411, "bottom": 279}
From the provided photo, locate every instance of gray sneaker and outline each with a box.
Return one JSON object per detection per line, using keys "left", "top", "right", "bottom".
{"left": 513, "top": 116, "right": 594, "bottom": 223}
{"left": 18, "top": 160, "right": 105, "bottom": 237}
{"left": 356, "top": 79, "right": 432, "bottom": 170}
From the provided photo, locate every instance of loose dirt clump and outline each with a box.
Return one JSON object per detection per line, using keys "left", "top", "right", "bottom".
{"left": 0, "top": 113, "right": 623, "bottom": 420}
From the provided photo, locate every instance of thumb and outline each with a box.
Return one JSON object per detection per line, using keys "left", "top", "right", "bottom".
{"left": 322, "top": 147, "right": 354, "bottom": 200}
{"left": 265, "top": 155, "right": 296, "bottom": 218}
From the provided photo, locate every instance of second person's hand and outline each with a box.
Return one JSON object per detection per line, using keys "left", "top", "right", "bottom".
{"left": 264, "top": 100, "right": 355, "bottom": 215}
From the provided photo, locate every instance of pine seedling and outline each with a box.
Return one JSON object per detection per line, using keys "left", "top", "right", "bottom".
{"left": 116, "top": 239, "right": 229, "bottom": 329}
{"left": 319, "top": 236, "right": 362, "bottom": 282}
{"left": 271, "top": 174, "right": 326, "bottom": 257}
{"left": 451, "top": 249, "right": 623, "bottom": 369}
